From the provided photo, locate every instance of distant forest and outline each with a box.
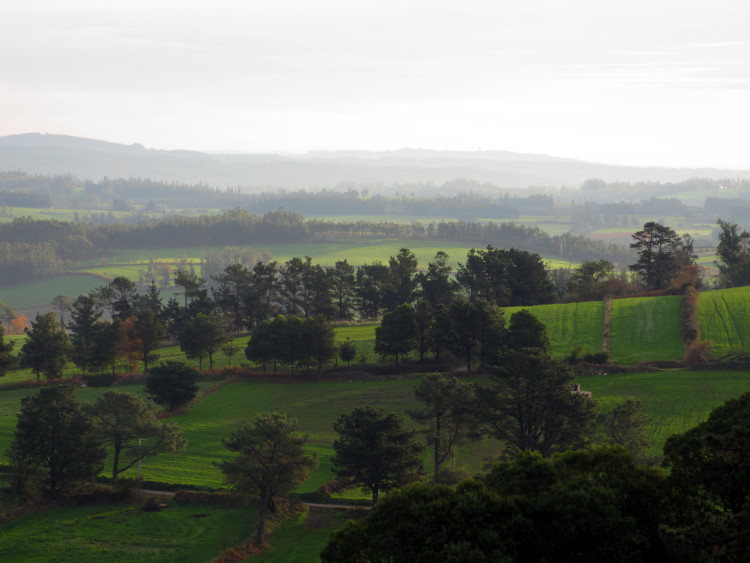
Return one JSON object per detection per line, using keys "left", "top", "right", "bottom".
{"left": 0, "top": 209, "right": 634, "bottom": 287}
{"left": 3, "top": 171, "right": 750, "bottom": 221}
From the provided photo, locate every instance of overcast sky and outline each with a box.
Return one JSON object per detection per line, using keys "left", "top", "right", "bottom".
{"left": 1, "top": 1, "right": 748, "bottom": 168}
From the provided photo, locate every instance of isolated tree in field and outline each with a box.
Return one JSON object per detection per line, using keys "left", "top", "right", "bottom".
{"left": 408, "top": 374, "right": 478, "bottom": 478}
{"left": 0, "top": 326, "right": 15, "bottom": 377}
{"left": 178, "top": 313, "right": 229, "bottom": 369}
{"left": 715, "top": 219, "right": 750, "bottom": 288}
{"left": 8, "top": 385, "right": 105, "bottom": 494}
{"left": 20, "top": 312, "right": 71, "bottom": 381}
{"left": 629, "top": 222, "right": 694, "bottom": 291}
{"left": 221, "top": 341, "right": 240, "bottom": 367}
{"left": 218, "top": 412, "right": 315, "bottom": 546}
{"left": 145, "top": 361, "right": 199, "bottom": 411}
{"left": 375, "top": 304, "right": 416, "bottom": 366}
{"left": 478, "top": 349, "right": 595, "bottom": 457}
{"left": 339, "top": 338, "right": 357, "bottom": 366}
{"left": 506, "top": 309, "right": 550, "bottom": 351}
{"left": 332, "top": 406, "right": 424, "bottom": 506}
{"left": 84, "top": 391, "right": 186, "bottom": 482}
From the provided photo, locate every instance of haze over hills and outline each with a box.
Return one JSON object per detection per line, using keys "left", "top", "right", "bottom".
{"left": 1, "top": 133, "right": 749, "bottom": 192}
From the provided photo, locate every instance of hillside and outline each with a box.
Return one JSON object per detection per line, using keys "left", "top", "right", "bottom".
{"left": 2, "top": 133, "right": 749, "bottom": 190}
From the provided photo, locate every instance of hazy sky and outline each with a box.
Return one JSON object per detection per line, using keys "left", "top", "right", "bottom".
{"left": 2, "top": 1, "right": 749, "bottom": 168}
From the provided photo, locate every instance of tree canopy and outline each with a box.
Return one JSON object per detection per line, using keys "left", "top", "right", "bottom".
{"left": 332, "top": 407, "right": 424, "bottom": 506}
{"left": 218, "top": 412, "right": 314, "bottom": 546}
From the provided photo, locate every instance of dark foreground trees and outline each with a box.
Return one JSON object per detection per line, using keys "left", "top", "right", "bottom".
{"left": 331, "top": 407, "right": 424, "bottom": 506}
{"left": 84, "top": 391, "right": 186, "bottom": 482}
{"left": 322, "top": 447, "right": 668, "bottom": 563}
{"left": 218, "top": 412, "right": 315, "bottom": 546}
{"left": 8, "top": 385, "right": 105, "bottom": 495}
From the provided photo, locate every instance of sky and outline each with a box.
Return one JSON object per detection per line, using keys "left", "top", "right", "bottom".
{"left": 1, "top": 0, "right": 749, "bottom": 168}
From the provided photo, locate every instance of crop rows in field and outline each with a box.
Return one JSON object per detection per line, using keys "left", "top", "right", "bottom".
{"left": 503, "top": 301, "right": 604, "bottom": 358}
{"left": 608, "top": 296, "right": 684, "bottom": 364}
{"left": 696, "top": 286, "right": 750, "bottom": 357}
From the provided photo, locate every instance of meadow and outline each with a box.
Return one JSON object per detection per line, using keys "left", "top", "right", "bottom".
{"left": 608, "top": 296, "right": 685, "bottom": 364}
{"left": 0, "top": 501, "right": 254, "bottom": 562}
{"left": 2, "top": 367, "right": 747, "bottom": 497}
{"left": 696, "top": 286, "right": 750, "bottom": 358}
{"left": 503, "top": 301, "right": 604, "bottom": 358}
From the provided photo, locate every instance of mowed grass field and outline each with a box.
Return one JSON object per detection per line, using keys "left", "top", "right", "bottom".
{"left": 609, "top": 296, "right": 684, "bottom": 364}
{"left": 697, "top": 286, "right": 750, "bottom": 357}
{"left": 503, "top": 301, "right": 604, "bottom": 358}
{"left": 2, "top": 368, "right": 748, "bottom": 496}
{"left": 0, "top": 502, "right": 254, "bottom": 562}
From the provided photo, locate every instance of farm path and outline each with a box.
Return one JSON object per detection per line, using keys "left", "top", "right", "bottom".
{"left": 137, "top": 490, "right": 368, "bottom": 510}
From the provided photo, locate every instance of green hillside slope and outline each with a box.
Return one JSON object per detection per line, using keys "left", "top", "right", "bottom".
{"left": 608, "top": 296, "right": 684, "bottom": 364}
{"left": 697, "top": 286, "right": 750, "bottom": 357}
{"left": 503, "top": 301, "right": 604, "bottom": 358}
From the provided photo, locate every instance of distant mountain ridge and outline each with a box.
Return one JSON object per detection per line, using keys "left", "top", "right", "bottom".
{"left": 0, "top": 133, "right": 748, "bottom": 191}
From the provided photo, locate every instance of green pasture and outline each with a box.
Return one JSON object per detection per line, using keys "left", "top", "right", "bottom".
{"left": 609, "top": 296, "right": 684, "bottom": 364}
{"left": 697, "top": 287, "right": 750, "bottom": 357}
{"left": 0, "top": 502, "right": 253, "bottom": 562}
{"left": 253, "top": 506, "right": 354, "bottom": 563}
{"left": 503, "top": 301, "right": 604, "bottom": 358}
{"left": 580, "top": 369, "right": 750, "bottom": 449}
{"left": 0, "top": 367, "right": 748, "bottom": 498}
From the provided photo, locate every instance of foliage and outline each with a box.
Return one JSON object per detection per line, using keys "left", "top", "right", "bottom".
{"left": 505, "top": 308, "right": 550, "bottom": 351}
{"left": 0, "top": 325, "right": 14, "bottom": 376}
{"left": 84, "top": 391, "right": 186, "bottom": 482}
{"left": 596, "top": 400, "right": 651, "bottom": 463}
{"left": 7, "top": 385, "right": 105, "bottom": 494}
{"left": 218, "top": 412, "right": 315, "bottom": 546}
{"left": 715, "top": 219, "right": 750, "bottom": 288}
{"left": 629, "top": 221, "right": 694, "bottom": 291}
{"left": 178, "top": 313, "right": 229, "bottom": 370}
{"left": 144, "top": 361, "right": 199, "bottom": 410}
{"left": 374, "top": 304, "right": 416, "bottom": 366}
{"left": 407, "top": 374, "right": 478, "bottom": 477}
{"left": 332, "top": 406, "right": 424, "bottom": 506}
{"left": 19, "top": 312, "right": 71, "bottom": 381}
{"left": 338, "top": 338, "right": 357, "bottom": 366}
{"left": 478, "top": 349, "right": 596, "bottom": 457}
{"left": 323, "top": 447, "right": 668, "bottom": 563}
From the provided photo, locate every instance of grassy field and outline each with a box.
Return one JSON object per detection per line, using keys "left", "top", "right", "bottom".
{"left": 0, "top": 502, "right": 253, "bottom": 562}
{"left": 503, "top": 301, "right": 604, "bottom": 358}
{"left": 609, "top": 296, "right": 684, "bottom": 364}
{"left": 1, "top": 367, "right": 746, "bottom": 495}
{"left": 697, "top": 286, "right": 750, "bottom": 357}
{"left": 253, "top": 506, "right": 354, "bottom": 563}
